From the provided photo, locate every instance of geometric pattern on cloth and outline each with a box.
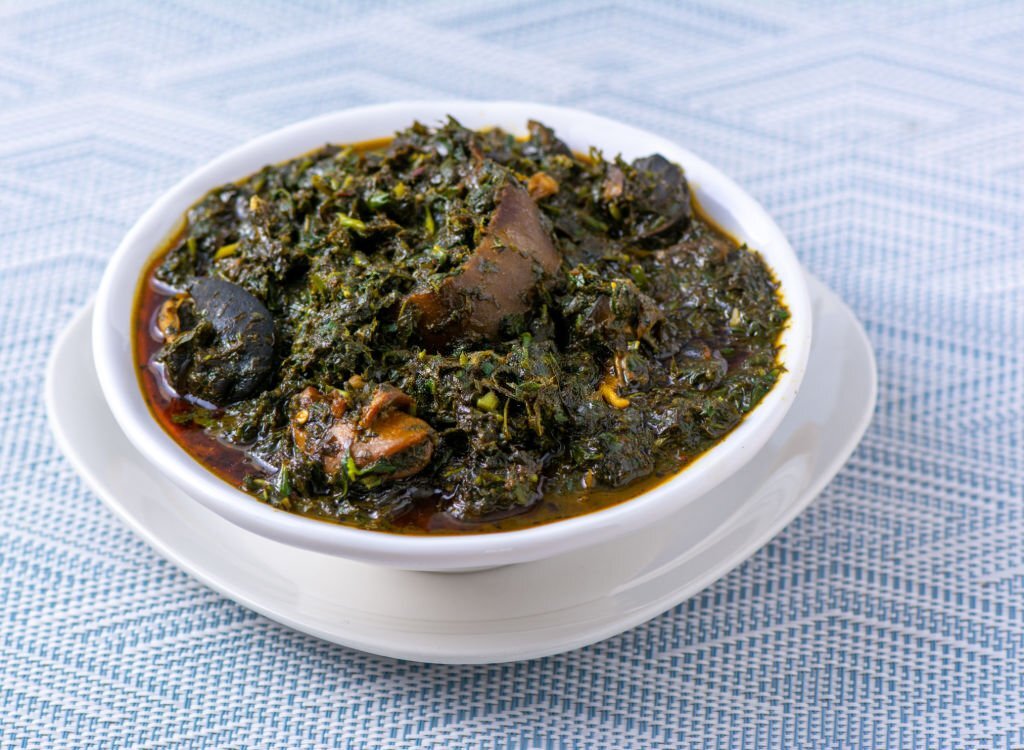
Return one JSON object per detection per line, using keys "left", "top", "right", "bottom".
{"left": 1, "top": 1, "right": 1023, "bottom": 747}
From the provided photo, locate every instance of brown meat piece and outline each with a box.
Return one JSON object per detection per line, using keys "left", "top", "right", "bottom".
{"left": 358, "top": 384, "right": 414, "bottom": 429}
{"left": 291, "top": 385, "right": 436, "bottom": 480}
{"left": 405, "top": 180, "right": 561, "bottom": 349}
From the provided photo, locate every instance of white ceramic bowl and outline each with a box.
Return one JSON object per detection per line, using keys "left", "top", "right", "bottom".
{"left": 92, "top": 101, "right": 812, "bottom": 572}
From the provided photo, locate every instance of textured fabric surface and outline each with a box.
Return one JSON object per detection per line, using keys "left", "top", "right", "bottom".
{"left": 3, "top": 1, "right": 1023, "bottom": 748}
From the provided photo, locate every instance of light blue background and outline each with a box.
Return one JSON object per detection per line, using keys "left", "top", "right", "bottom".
{"left": 2, "top": 1, "right": 1023, "bottom": 748}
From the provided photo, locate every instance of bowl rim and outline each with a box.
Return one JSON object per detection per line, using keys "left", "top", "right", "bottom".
{"left": 92, "top": 100, "right": 812, "bottom": 570}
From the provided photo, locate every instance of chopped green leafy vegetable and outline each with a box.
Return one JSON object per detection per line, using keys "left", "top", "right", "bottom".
{"left": 136, "top": 118, "right": 788, "bottom": 533}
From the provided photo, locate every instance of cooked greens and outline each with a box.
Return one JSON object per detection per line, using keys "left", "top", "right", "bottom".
{"left": 139, "top": 118, "right": 788, "bottom": 533}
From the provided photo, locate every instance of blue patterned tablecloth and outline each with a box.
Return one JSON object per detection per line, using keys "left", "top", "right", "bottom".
{"left": 3, "top": 1, "right": 1023, "bottom": 748}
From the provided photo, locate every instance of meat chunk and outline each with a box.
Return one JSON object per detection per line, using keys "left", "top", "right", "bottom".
{"left": 405, "top": 180, "right": 561, "bottom": 349}
{"left": 358, "top": 384, "right": 414, "bottom": 429}
{"left": 291, "top": 385, "right": 436, "bottom": 481}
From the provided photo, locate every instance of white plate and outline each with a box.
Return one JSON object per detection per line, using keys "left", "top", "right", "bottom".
{"left": 47, "top": 275, "right": 874, "bottom": 664}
